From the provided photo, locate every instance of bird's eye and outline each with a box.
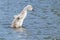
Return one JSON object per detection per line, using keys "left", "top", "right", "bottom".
{"left": 17, "top": 17, "right": 20, "bottom": 20}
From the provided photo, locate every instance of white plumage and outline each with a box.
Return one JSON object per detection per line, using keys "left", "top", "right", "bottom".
{"left": 11, "top": 5, "right": 33, "bottom": 28}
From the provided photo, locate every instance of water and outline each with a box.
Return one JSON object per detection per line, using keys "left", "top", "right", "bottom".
{"left": 0, "top": 0, "right": 60, "bottom": 40}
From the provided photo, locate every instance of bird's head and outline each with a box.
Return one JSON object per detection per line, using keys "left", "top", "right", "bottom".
{"left": 25, "top": 5, "right": 33, "bottom": 11}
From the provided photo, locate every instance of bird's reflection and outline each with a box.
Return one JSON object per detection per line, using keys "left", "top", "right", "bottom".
{"left": 12, "top": 27, "right": 26, "bottom": 32}
{"left": 13, "top": 27, "right": 31, "bottom": 37}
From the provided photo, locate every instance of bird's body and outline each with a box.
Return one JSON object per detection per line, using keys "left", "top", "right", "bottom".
{"left": 11, "top": 5, "right": 33, "bottom": 28}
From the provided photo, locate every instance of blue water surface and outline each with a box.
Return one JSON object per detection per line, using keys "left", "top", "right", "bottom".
{"left": 0, "top": 0, "right": 60, "bottom": 40}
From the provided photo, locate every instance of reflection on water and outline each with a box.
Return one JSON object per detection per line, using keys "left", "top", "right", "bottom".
{"left": 12, "top": 28, "right": 26, "bottom": 32}
{"left": 0, "top": 0, "right": 60, "bottom": 40}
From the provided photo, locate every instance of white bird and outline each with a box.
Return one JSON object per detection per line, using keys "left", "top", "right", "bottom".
{"left": 11, "top": 5, "right": 33, "bottom": 28}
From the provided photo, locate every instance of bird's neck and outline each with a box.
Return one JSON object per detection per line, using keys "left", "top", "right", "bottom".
{"left": 22, "top": 7, "right": 28, "bottom": 14}
{"left": 19, "top": 7, "right": 28, "bottom": 16}
{"left": 23, "top": 6, "right": 28, "bottom": 11}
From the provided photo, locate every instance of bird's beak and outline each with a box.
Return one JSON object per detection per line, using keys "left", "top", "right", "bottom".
{"left": 32, "top": 9, "right": 34, "bottom": 11}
